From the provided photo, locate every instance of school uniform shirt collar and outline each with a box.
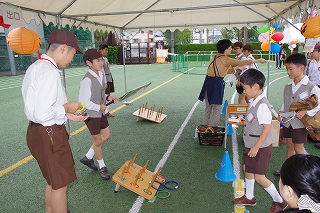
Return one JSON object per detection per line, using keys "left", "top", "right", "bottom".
{"left": 88, "top": 69, "right": 104, "bottom": 79}
{"left": 39, "top": 54, "right": 60, "bottom": 74}
{"left": 237, "top": 53, "right": 244, "bottom": 59}
{"left": 287, "top": 75, "right": 309, "bottom": 86}
{"left": 249, "top": 92, "right": 266, "bottom": 108}
{"left": 310, "top": 59, "right": 320, "bottom": 64}
{"left": 243, "top": 54, "right": 254, "bottom": 60}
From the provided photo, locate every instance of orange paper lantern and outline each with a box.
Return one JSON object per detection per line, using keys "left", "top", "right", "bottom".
{"left": 6, "top": 27, "right": 41, "bottom": 54}
{"left": 300, "top": 16, "right": 320, "bottom": 38}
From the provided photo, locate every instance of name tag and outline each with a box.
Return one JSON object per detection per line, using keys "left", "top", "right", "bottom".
{"left": 246, "top": 112, "right": 255, "bottom": 123}
{"left": 298, "top": 91, "right": 310, "bottom": 101}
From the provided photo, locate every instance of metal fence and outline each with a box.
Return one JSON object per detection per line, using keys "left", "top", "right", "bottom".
{"left": 171, "top": 50, "right": 277, "bottom": 75}
{"left": 124, "top": 42, "right": 164, "bottom": 64}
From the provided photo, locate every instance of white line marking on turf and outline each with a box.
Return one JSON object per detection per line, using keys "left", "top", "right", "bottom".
{"left": 232, "top": 130, "right": 241, "bottom": 178}
{"left": 129, "top": 100, "right": 201, "bottom": 213}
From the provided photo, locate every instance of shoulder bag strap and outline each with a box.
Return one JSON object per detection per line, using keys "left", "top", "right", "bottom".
{"left": 212, "top": 55, "right": 223, "bottom": 77}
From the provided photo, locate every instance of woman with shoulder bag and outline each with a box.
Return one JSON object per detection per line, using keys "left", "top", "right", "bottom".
{"left": 198, "top": 39, "right": 266, "bottom": 127}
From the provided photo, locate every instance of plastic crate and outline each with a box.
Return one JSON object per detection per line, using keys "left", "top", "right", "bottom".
{"left": 196, "top": 126, "right": 225, "bottom": 146}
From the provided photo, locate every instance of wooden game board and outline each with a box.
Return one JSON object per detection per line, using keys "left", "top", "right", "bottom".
{"left": 132, "top": 108, "right": 167, "bottom": 123}
{"left": 112, "top": 156, "right": 165, "bottom": 200}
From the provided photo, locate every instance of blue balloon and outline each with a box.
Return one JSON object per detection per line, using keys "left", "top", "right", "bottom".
{"left": 244, "top": 210, "right": 250, "bottom": 213}
{"left": 271, "top": 43, "right": 281, "bottom": 54}
{"left": 272, "top": 21, "right": 280, "bottom": 29}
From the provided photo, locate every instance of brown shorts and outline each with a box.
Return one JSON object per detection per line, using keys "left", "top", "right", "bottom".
{"left": 243, "top": 144, "right": 272, "bottom": 175}
{"left": 282, "top": 125, "right": 307, "bottom": 144}
{"left": 105, "top": 82, "right": 115, "bottom": 94}
{"left": 26, "top": 123, "right": 76, "bottom": 190}
{"left": 85, "top": 115, "right": 109, "bottom": 135}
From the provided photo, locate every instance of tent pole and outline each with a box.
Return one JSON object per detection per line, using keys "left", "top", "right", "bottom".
{"left": 56, "top": 14, "right": 71, "bottom": 133}
{"left": 247, "top": 23, "right": 272, "bottom": 98}
{"left": 121, "top": 28, "right": 132, "bottom": 105}
{"left": 4, "top": 28, "right": 17, "bottom": 75}
{"left": 91, "top": 29, "right": 95, "bottom": 48}
{"left": 267, "top": 27, "right": 271, "bottom": 99}
{"left": 266, "top": 5, "right": 300, "bottom": 31}
{"left": 171, "top": 31, "right": 174, "bottom": 54}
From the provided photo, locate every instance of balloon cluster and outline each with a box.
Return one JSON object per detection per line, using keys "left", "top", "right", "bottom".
{"left": 288, "top": 39, "right": 298, "bottom": 51}
{"left": 257, "top": 22, "right": 284, "bottom": 54}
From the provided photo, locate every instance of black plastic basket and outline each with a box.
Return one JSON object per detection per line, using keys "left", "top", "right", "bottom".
{"left": 197, "top": 126, "right": 225, "bottom": 146}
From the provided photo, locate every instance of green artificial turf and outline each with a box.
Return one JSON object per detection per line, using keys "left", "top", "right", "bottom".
{"left": 1, "top": 63, "right": 319, "bottom": 213}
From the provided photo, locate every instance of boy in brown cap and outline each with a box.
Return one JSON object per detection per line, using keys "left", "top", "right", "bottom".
{"left": 22, "top": 29, "right": 88, "bottom": 213}
{"left": 78, "top": 49, "right": 118, "bottom": 180}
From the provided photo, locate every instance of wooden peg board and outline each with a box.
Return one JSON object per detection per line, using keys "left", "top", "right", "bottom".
{"left": 112, "top": 160, "right": 165, "bottom": 200}
{"left": 132, "top": 108, "right": 167, "bottom": 123}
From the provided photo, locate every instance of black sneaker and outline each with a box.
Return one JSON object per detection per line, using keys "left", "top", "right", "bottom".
{"left": 99, "top": 167, "right": 110, "bottom": 180}
{"left": 273, "top": 169, "right": 281, "bottom": 176}
{"left": 80, "top": 156, "right": 98, "bottom": 171}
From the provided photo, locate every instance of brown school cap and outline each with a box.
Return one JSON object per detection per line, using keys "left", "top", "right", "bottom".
{"left": 48, "top": 29, "right": 82, "bottom": 54}
{"left": 83, "top": 48, "right": 103, "bottom": 62}
{"left": 314, "top": 43, "right": 320, "bottom": 51}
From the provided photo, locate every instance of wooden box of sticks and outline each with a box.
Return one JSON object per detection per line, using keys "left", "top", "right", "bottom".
{"left": 196, "top": 125, "right": 225, "bottom": 146}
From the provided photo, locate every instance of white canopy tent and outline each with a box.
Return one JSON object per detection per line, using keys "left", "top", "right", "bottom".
{"left": 0, "top": 0, "right": 310, "bottom": 32}
{"left": 281, "top": 22, "right": 305, "bottom": 44}
{"left": 0, "top": 0, "right": 313, "bottom": 107}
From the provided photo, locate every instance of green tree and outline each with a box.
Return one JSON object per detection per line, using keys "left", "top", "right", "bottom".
{"left": 220, "top": 28, "right": 236, "bottom": 40}
{"left": 247, "top": 27, "right": 259, "bottom": 42}
{"left": 164, "top": 29, "right": 192, "bottom": 45}
{"left": 42, "top": 22, "right": 91, "bottom": 40}
{"left": 72, "top": 26, "right": 91, "bottom": 40}
{"left": 163, "top": 30, "right": 172, "bottom": 44}
{"left": 177, "top": 29, "right": 192, "bottom": 44}
{"left": 94, "top": 29, "right": 105, "bottom": 45}
{"left": 43, "top": 22, "right": 58, "bottom": 38}
{"left": 234, "top": 27, "right": 259, "bottom": 42}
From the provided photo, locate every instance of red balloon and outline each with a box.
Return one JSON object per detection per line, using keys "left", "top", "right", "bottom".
{"left": 271, "top": 32, "right": 284, "bottom": 42}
